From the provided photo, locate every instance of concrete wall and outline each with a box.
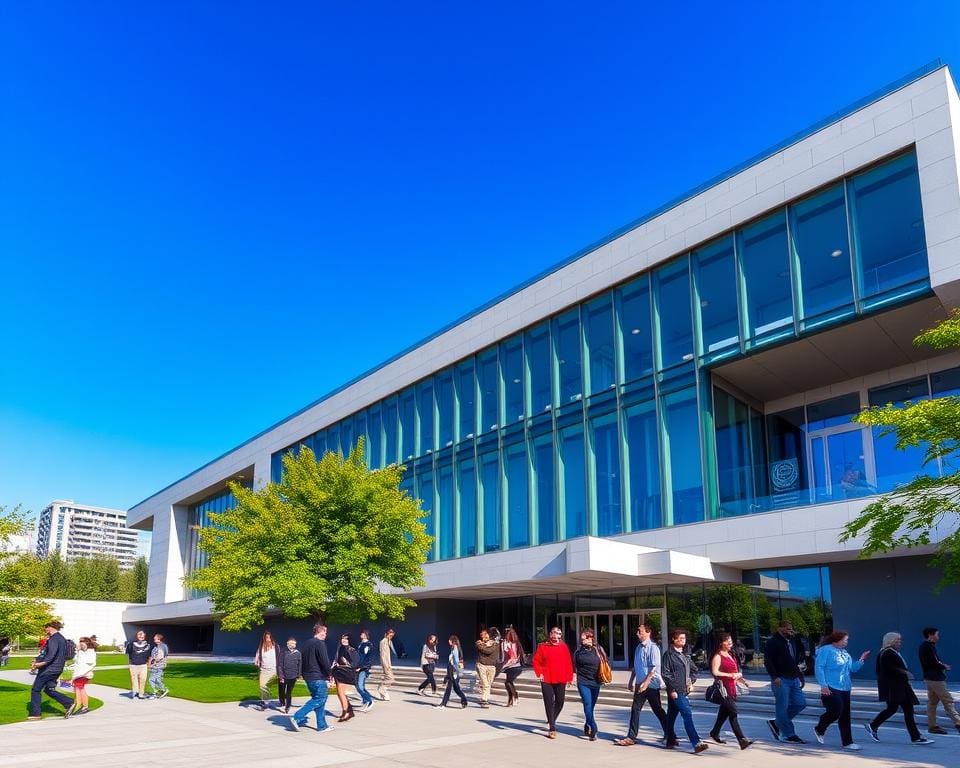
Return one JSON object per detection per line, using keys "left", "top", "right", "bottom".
{"left": 830, "top": 555, "right": 960, "bottom": 678}
{"left": 42, "top": 599, "right": 144, "bottom": 648}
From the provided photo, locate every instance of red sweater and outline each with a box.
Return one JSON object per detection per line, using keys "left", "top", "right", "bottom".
{"left": 532, "top": 641, "right": 574, "bottom": 684}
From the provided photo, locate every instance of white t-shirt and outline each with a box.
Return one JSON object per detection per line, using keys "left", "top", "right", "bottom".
{"left": 71, "top": 648, "right": 97, "bottom": 681}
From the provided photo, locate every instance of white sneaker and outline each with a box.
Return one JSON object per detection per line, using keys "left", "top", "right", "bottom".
{"left": 318, "top": 725, "right": 336, "bottom": 734}
{"left": 864, "top": 724, "right": 880, "bottom": 742}
{"left": 911, "top": 737, "right": 934, "bottom": 745}
{"left": 813, "top": 728, "right": 825, "bottom": 745}
{"left": 843, "top": 743, "right": 861, "bottom": 751}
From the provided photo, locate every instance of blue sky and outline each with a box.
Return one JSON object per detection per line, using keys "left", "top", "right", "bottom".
{"left": 2, "top": 1, "right": 959, "bottom": 536}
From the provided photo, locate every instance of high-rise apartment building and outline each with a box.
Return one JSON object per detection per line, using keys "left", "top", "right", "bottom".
{"left": 35, "top": 500, "right": 139, "bottom": 569}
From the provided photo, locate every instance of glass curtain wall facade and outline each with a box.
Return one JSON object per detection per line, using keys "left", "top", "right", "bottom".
{"left": 264, "top": 149, "right": 929, "bottom": 563}
{"left": 185, "top": 487, "right": 244, "bottom": 599}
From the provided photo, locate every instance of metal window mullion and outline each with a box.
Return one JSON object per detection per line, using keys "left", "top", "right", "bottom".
{"left": 785, "top": 205, "right": 803, "bottom": 335}
{"left": 844, "top": 177, "right": 864, "bottom": 313}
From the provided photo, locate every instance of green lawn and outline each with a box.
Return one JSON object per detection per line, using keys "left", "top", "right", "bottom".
{"left": 4, "top": 653, "right": 128, "bottom": 670}
{"left": 0, "top": 679, "right": 102, "bottom": 724}
{"left": 90, "top": 661, "right": 319, "bottom": 703}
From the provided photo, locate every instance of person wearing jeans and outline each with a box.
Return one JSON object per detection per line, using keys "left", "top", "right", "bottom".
{"left": 866, "top": 632, "right": 933, "bottom": 745}
{"left": 532, "top": 626, "right": 574, "bottom": 739}
{"left": 614, "top": 622, "right": 669, "bottom": 747}
{"left": 148, "top": 633, "right": 170, "bottom": 699}
{"left": 289, "top": 623, "right": 334, "bottom": 733}
{"left": 355, "top": 629, "right": 375, "bottom": 711}
{"left": 764, "top": 620, "right": 807, "bottom": 743}
{"left": 814, "top": 629, "right": 869, "bottom": 750}
{"left": 434, "top": 636, "right": 468, "bottom": 709}
{"left": 662, "top": 628, "right": 708, "bottom": 754}
{"left": 573, "top": 629, "right": 604, "bottom": 741}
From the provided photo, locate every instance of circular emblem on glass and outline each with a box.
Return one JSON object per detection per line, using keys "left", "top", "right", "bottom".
{"left": 771, "top": 459, "right": 799, "bottom": 491}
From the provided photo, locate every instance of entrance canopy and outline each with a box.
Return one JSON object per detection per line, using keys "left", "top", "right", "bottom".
{"left": 399, "top": 536, "right": 741, "bottom": 600}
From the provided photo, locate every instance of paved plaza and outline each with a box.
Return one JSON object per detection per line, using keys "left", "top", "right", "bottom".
{"left": 2, "top": 667, "right": 953, "bottom": 768}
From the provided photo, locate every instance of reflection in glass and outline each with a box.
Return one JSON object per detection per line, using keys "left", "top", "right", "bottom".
{"left": 437, "top": 370, "right": 454, "bottom": 448}
{"left": 585, "top": 295, "right": 616, "bottom": 394}
{"left": 417, "top": 467, "right": 434, "bottom": 561}
{"left": 619, "top": 278, "right": 653, "bottom": 383}
{"left": 367, "top": 407, "right": 382, "bottom": 469}
{"left": 533, "top": 434, "right": 556, "bottom": 544}
{"left": 655, "top": 260, "right": 694, "bottom": 369}
{"left": 418, "top": 381, "right": 434, "bottom": 456}
{"left": 458, "top": 456, "right": 478, "bottom": 556}
{"left": 526, "top": 324, "right": 552, "bottom": 415}
{"left": 739, "top": 212, "right": 793, "bottom": 345}
{"left": 662, "top": 388, "right": 704, "bottom": 524}
{"left": 383, "top": 398, "right": 398, "bottom": 465}
{"left": 694, "top": 236, "right": 739, "bottom": 358}
{"left": 480, "top": 450, "right": 501, "bottom": 552}
{"left": 561, "top": 424, "right": 587, "bottom": 538}
{"left": 625, "top": 400, "right": 660, "bottom": 531}
{"left": 869, "top": 378, "right": 934, "bottom": 491}
{"left": 438, "top": 461, "right": 454, "bottom": 560}
{"left": 591, "top": 412, "right": 622, "bottom": 536}
{"left": 505, "top": 441, "right": 529, "bottom": 548}
{"left": 399, "top": 388, "right": 415, "bottom": 461}
{"left": 457, "top": 360, "right": 476, "bottom": 441}
{"left": 502, "top": 337, "right": 525, "bottom": 423}
{"left": 477, "top": 348, "right": 499, "bottom": 433}
{"left": 554, "top": 310, "right": 583, "bottom": 405}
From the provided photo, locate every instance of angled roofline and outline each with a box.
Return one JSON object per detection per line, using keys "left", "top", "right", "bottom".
{"left": 131, "top": 59, "right": 946, "bottom": 512}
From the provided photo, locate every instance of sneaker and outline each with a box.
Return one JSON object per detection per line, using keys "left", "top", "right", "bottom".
{"left": 27, "top": 715, "right": 42, "bottom": 721}
{"left": 288, "top": 716, "right": 301, "bottom": 732}
{"left": 766, "top": 719, "right": 781, "bottom": 741}
{"left": 864, "top": 724, "right": 879, "bottom": 742}
{"left": 813, "top": 729, "right": 825, "bottom": 745}
{"left": 843, "top": 743, "right": 862, "bottom": 751}
{"left": 418, "top": 689, "right": 426, "bottom": 696}
{"left": 912, "top": 737, "right": 934, "bottom": 745}
{"left": 318, "top": 725, "right": 336, "bottom": 734}
{"left": 63, "top": 708, "right": 75, "bottom": 719}
{"left": 693, "top": 742, "right": 709, "bottom": 754}
{"left": 157, "top": 690, "right": 169, "bottom": 700}
{"left": 77, "top": 708, "right": 89, "bottom": 715}
{"left": 433, "top": 703, "right": 446, "bottom": 709}
{"left": 928, "top": 726, "right": 948, "bottom": 735}
{"left": 784, "top": 735, "right": 805, "bottom": 744}
{"left": 360, "top": 702, "right": 371, "bottom": 712}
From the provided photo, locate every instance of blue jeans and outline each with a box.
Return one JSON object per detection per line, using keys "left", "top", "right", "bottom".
{"left": 577, "top": 682, "right": 600, "bottom": 735}
{"left": 356, "top": 669, "right": 374, "bottom": 706}
{"left": 773, "top": 677, "right": 806, "bottom": 738}
{"left": 666, "top": 693, "right": 701, "bottom": 747}
{"left": 149, "top": 666, "right": 167, "bottom": 694}
{"left": 294, "top": 679, "right": 330, "bottom": 730}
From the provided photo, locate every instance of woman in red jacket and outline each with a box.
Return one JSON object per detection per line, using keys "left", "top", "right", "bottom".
{"left": 532, "top": 626, "right": 574, "bottom": 739}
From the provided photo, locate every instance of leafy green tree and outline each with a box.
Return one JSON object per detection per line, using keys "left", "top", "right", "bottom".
{"left": 0, "top": 597, "right": 57, "bottom": 642}
{"left": 0, "top": 554, "right": 45, "bottom": 596}
{"left": 0, "top": 504, "right": 27, "bottom": 555}
{"left": 41, "top": 553, "right": 70, "bottom": 597}
{"left": 131, "top": 555, "right": 149, "bottom": 602}
{"left": 185, "top": 440, "right": 432, "bottom": 631}
{"left": 841, "top": 311, "right": 960, "bottom": 586}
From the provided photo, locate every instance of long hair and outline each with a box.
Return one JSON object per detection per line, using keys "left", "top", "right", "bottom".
{"left": 259, "top": 630, "right": 274, "bottom": 651}
{"left": 504, "top": 627, "right": 524, "bottom": 656}
{"left": 449, "top": 634, "right": 461, "bottom": 651}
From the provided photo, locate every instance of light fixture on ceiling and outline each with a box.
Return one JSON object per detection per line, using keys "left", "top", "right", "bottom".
{"left": 831, "top": 249, "right": 843, "bottom": 258}
{"left": 631, "top": 328, "right": 641, "bottom": 335}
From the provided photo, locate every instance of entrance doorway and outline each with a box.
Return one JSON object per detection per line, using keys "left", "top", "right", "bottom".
{"left": 557, "top": 610, "right": 665, "bottom": 667}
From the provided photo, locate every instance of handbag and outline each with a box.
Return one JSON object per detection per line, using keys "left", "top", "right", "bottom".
{"left": 705, "top": 678, "right": 727, "bottom": 704}
{"left": 597, "top": 647, "right": 613, "bottom": 685}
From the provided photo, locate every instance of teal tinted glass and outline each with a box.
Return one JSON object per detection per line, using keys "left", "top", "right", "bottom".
{"left": 625, "top": 400, "right": 660, "bottom": 531}
{"left": 560, "top": 424, "right": 587, "bottom": 538}
{"left": 619, "top": 277, "right": 653, "bottom": 382}
{"left": 458, "top": 456, "right": 478, "bottom": 556}
{"left": 502, "top": 336, "right": 525, "bottom": 424}
{"left": 694, "top": 235, "right": 739, "bottom": 359}
{"left": 591, "top": 412, "right": 622, "bottom": 536}
{"left": 354, "top": 413, "right": 367, "bottom": 463}
{"left": 505, "top": 440, "right": 529, "bottom": 548}
{"left": 869, "top": 377, "right": 933, "bottom": 492}
{"left": 383, "top": 398, "right": 398, "bottom": 465}
{"left": 662, "top": 387, "right": 704, "bottom": 525}
{"left": 790, "top": 183, "right": 854, "bottom": 326}
{"left": 341, "top": 418, "right": 355, "bottom": 457}
{"left": 367, "top": 407, "right": 382, "bottom": 468}
{"left": 417, "top": 468, "right": 434, "bottom": 560}
{"left": 418, "top": 381, "right": 435, "bottom": 455}
{"left": 526, "top": 323, "right": 552, "bottom": 415}
{"left": 438, "top": 461, "right": 454, "bottom": 559}
{"left": 585, "top": 295, "right": 616, "bottom": 395}
{"left": 437, "top": 370, "right": 454, "bottom": 448}
{"left": 328, "top": 424, "right": 341, "bottom": 457}
{"left": 655, "top": 260, "right": 694, "bottom": 369}
{"left": 714, "top": 387, "right": 753, "bottom": 517}
{"left": 399, "top": 388, "right": 416, "bottom": 462}
{"left": 477, "top": 348, "right": 499, "bottom": 432}
{"left": 554, "top": 310, "right": 583, "bottom": 405}
{"left": 533, "top": 434, "right": 556, "bottom": 544}
{"left": 457, "top": 360, "right": 476, "bottom": 440}
{"left": 739, "top": 212, "right": 793, "bottom": 345}
{"left": 480, "top": 450, "right": 501, "bottom": 552}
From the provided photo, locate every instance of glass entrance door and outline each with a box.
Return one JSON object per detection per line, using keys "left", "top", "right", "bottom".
{"left": 557, "top": 609, "right": 666, "bottom": 667}
{"left": 808, "top": 426, "right": 873, "bottom": 502}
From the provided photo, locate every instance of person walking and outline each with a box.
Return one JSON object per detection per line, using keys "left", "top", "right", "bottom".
{"left": 27, "top": 621, "right": 74, "bottom": 720}
{"left": 417, "top": 634, "right": 440, "bottom": 696}
{"left": 475, "top": 629, "right": 499, "bottom": 708}
{"left": 288, "top": 623, "right": 335, "bottom": 733}
{"left": 278, "top": 637, "right": 302, "bottom": 714}
{"left": 67, "top": 637, "right": 97, "bottom": 716}
{"left": 614, "top": 622, "right": 669, "bottom": 747}
{"left": 355, "top": 629, "right": 375, "bottom": 712}
{"left": 865, "top": 632, "right": 934, "bottom": 745}
{"left": 377, "top": 628, "right": 396, "bottom": 701}
{"left": 148, "top": 633, "right": 170, "bottom": 699}
{"left": 332, "top": 633, "right": 360, "bottom": 722}
{"left": 434, "top": 635, "right": 468, "bottom": 709}
{"left": 764, "top": 619, "right": 807, "bottom": 743}
{"left": 919, "top": 626, "right": 960, "bottom": 734}
{"left": 125, "top": 629, "right": 152, "bottom": 700}
{"left": 707, "top": 633, "right": 753, "bottom": 749}
{"left": 254, "top": 630, "right": 280, "bottom": 710}
{"left": 532, "top": 626, "right": 574, "bottom": 739}
{"left": 0, "top": 636, "right": 11, "bottom": 667}
{"left": 573, "top": 629, "right": 604, "bottom": 741}
{"left": 500, "top": 627, "right": 525, "bottom": 707}
{"left": 813, "top": 629, "right": 869, "bottom": 750}
{"left": 662, "top": 628, "right": 708, "bottom": 754}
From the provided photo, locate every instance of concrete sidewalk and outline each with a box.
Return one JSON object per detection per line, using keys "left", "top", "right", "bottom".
{"left": 1, "top": 667, "right": 952, "bottom": 768}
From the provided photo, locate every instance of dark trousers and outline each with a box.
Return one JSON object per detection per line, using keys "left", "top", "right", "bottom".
{"left": 541, "top": 682, "right": 566, "bottom": 730}
{"left": 625, "top": 686, "right": 668, "bottom": 739}
{"left": 871, "top": 700, "right": 922, "bottom": 741}
{"left": 418, "top": 664, "right": 437, "bottom": 692}
{"left": 817, "top": 688, "right": 853, "bottom": 746}
{"left": 711, "top": 696, "right": 745, "bottom": 741}
{"left": 278, "top": 679, "right": 297, "bottom": 709}
{"left": 30, "top": 669, "right": 73, "bottom": 716}
{"left": 504, "top": 666, "right": 522, "bottom": 700}
{"left": 440, "top": 669, "right": 467, "bottom": 706}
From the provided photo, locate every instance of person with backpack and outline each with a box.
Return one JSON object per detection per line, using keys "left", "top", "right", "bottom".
{"left": 500, "top": 627, "right": 525, "bottom": 706}
{"left": 27, "top": 621, "right": 75, "bottom": 720}
{"left": 148, "top": 633, "right": 170, "bottom": 699}
{"left": 0, "top": 636, "right": 11, "bottom": 667}
{"left": 125, "top": 629, "right": 152, "bottom": 699}
{"left": 67, "top": 636, "right": 98, "bottom": 716}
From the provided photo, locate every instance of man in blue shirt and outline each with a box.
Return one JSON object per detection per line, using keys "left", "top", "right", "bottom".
{"left": 614, "top": 622, "right": 669, "bottom": 746}
{"left": 27, "top": 621, "right": 74, "bottom": 720}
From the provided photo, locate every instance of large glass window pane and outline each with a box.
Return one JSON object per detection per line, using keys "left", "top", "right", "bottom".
{"left": 341, "top": 418, "right": 355, "bottom": 456}
{"left": 354, "top": 413, "right": 367, "bottom": 463}
{"left": 714, "top": 387, "right": 753, "bottom": 517}
{"left": 458, "top": 456, "right": 478, "bottom": 556}
{"left": 655, "top": 260, "right": 694, "bottom": 369}
{"left": 554, "top": 310, "right": 583, "bottom": 405}
{"left": 850, "top": 151, "right": 928, "bottom": 304}
{"left": 869, "top": 378, "right": 934, "bottom": 491}
{"left": 480, "top": 450, "right": 501, "bottom": 552}
{"left": 505, "top": 441, "right": 529, "bottom": 548}
{"left": 585, "top": 295, "right": 616, "bottom": 395}
{"left": 807, "top": 392, "right": 860, "bottom": 430}
{"left": 526, "top": 323, "right": 552, "bottom": 415}
{"left": 367, "top": 407, "right": 382, "bottom": 468}
{"left": 619, "top": 277, "right": 654, "bottom": 383}
{"left": 694, "top": 236, "right": 739, "bottom": 359}
{"left": 533, "top": 434, "right": 556, "bottom": 544}
{"left": 383, "top": 398, "right": 398, "bottom": 465}
{"left": 437, "top": 370, "right": 454, "bottom": 449}
{"left": 766, "top": 407, "right": 806, "bottom": 507}
{"left": 418, "top": 380, "right": 435, "bottom": 456}
{"left": 477, "top": 348, "right": 499, "bottom": 433}
{"left": 662, "top": 388, "right": 704, "bottom": 525}
{"left": 417, "top": 467, "right": 434, "bottom": 561}
{"left": 625, "top": 400, "right": 661, "bottom": 531}
{"left": 270, "top": 452, "right": 283, "bottom": 484}
{"left": 739, "top": 211, "right": 793, "bottom": 345}
{"left": 400, "top": 388, "right": 416, "bottom": 462}
{"left": 313, "top": 431, "right": 327, "bottom": 458}
{"left": 328, "top": 424, "right": 341, "bottom": 457}
{"left": 437, "top": 461, "right": 454, "bottom": 560}
{"left": 590, "top": 412, "right": 622, "bottom": 536}
{"left": 790, "top": 183, "right": 854, "bottom": 326}
{"left": 560, "top": 424, "right": 587, "bottom": 538}
{"left": 501, "top": 336, "right": 525, "bottom": 424}
{"left": 457, "top": 360, "right": 476, "bottom": 441}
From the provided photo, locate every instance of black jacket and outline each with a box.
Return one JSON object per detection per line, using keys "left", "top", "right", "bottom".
{"left": 919, "top": 640, "right": 948, "bottom": 682}
{"left": 876, "top": 647, "right": 919, "bottom": 706}
{"left": 36, "top": 632, "right": 67, "bottom": 674}
{"left": 125, "top": 639, "right": 152, "bottom": 666}
{"left": 764, "top": 633, "right": 804, "bottom": 680}
{"left": 279, "top": 647, "right": 302, "bottom": 681}
{"left": 301, "top": 637, "right": 333, "bottom": 682}
{"left": 662, "top": 647, "right": 697, "bottom": 695}
{"left": 357, "top": 639, "right": 375, "bottom": 671}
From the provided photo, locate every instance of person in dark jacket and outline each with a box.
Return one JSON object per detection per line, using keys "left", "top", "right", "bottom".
{"left": 28, "top": 621, "right": 74, "bottom": 720}
{"left": 573, "top": 629, "right": 604, "bottom": 741}
{"left": 332, "top": 634, "right": 360, "bottom": 722}
{"left": 278, "top": 637, "right": 302, "bottom": 714}
{"left": 919, "top": 627, "right": 960, "bottom": 734}
{"left": 864, "top": 632, "right": 933, "bottom": 745}
{"left": 662, "top": 628, "right": 708, "bottom": 754}
{"left": 356, "top": 629, "right": 375, "bottom": 712}
{"left": 764, "top": 620, "right": 807, "bottom": 743}
{"left": 125, "top": 629, "right": 152, "bottom": 700}
{"left": 287, "top": 624, "right": 335, "bottom": 733}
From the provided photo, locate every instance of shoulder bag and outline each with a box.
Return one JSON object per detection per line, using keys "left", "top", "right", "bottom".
{"left": 596, "top": 646, "right": 613, "bottom": 685}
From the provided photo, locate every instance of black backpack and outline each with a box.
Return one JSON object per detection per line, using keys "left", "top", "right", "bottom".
{"left": 64, "top": 638, "right": 77, "bottom": 661}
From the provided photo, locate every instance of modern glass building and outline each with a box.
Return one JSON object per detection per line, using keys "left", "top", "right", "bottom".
{"left": 126, "top": 64, "right": 960, "bottom": 670}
